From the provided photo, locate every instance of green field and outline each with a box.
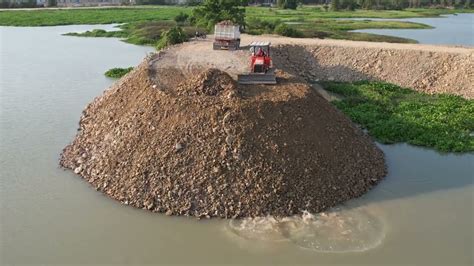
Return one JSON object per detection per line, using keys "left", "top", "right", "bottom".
{"left": 1, "top": 6, "right": 471, "bottom": 43}
{"left": 0, "top": 6, "right": 187, "bottom": 26}
{"left": 322, "top": 81, "right": 474, "bottom": 153}
{"left": 0, "top": 6, "right": 469, "bottom": 27}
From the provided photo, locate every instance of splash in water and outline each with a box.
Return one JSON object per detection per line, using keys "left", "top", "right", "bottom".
{"left": 227, "top": 206, "right": 386, "bottom": 252}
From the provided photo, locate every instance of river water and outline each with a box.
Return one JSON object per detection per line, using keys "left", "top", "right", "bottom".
{"left": 1, "top": 25, "right": 473, "bottom": 265}
{"left": 351, "top": 13, "right": 474, "bottom": 46}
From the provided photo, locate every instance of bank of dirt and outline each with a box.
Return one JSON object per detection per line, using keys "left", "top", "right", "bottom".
{"left": 60, "top": 57, "right": 386, "bottom": 218}
{"left": 151, "top": 36, "right": 474, "bottom": 99}
{"left": 246, "top": 35, "right": 473, "bottom": 99}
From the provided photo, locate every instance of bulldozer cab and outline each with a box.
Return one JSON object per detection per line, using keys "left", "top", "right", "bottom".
{"left": 250, "top": 42, "right": 270, "bottom": 57}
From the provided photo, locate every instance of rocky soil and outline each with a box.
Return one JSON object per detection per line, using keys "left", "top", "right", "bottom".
{"left": 155, "top": 36, "right": 473, "bottom": 99}
{"left": 241, "top": 35, "right": 473, "bottom": 99}
{"left": 272, "top": 44, "right": 473, "bottom": 99}
{"left": 60, "top": 56, "right": 386, "bottom": 218}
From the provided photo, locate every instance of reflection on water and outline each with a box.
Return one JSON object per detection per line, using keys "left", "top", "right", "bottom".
{"left": 228, "top": 206, "right": 385, "bottom": 253}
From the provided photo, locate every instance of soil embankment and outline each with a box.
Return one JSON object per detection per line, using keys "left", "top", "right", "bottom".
{"left": 242, "top": 35, "right": 473, "bottom": 99}
{"left": 60, "top": 55, "right": 386, "bottom": 218}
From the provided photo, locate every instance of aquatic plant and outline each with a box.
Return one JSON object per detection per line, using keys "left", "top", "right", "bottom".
{"left": 104, "top": 67, "right": 133, "bottom": 78}
{"left": 323, "top": 81, "right": 474, "bottom": 152}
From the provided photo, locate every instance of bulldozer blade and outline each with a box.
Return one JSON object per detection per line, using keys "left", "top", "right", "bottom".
{"left": 237, "top": 73, "right": 277, "bottom": 85}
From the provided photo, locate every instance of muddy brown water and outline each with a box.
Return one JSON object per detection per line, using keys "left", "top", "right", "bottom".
{"left": 1, "top": 25, "right": 473, "bottom": 265}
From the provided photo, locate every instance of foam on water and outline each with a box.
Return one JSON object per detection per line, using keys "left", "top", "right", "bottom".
{"left": 227, "top": 206, "right": 386, "bottom": 252}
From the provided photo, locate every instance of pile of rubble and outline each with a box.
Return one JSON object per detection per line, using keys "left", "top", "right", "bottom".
{"left": 60, "top": 59, "right": 386, "bottom": 218}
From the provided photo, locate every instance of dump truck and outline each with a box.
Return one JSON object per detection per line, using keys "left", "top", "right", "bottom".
{"left": 238, "top": 41, "right": 277, "bottom": 85}
{"left": 213, "top": 21, "right": 240, "bottom": 50}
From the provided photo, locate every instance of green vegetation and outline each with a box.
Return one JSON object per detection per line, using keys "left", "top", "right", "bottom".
{"left": 104, "top": 67, "right": 134, "bottom": 78}
{"left": 1, "top": 5, "right": 472, "bottom": 43}
{"left": 277, "top": 0, "right": 300, "bottom": 9}
{"left": 274, "top": 23, "right": 304, "bottom": 37}
{"left": 0, "top": 7, "right": 189, "bottom": 26}
{"left": 63, "top": 21, "right": 205, "bottom": 47}
{"left": 156, "top": 26, "right": 188, "bottom": 49}
{"left": 63, "top": 29, "right": 128, "bottom": 38}
{"left": 192, "top": 0, "right": 246, "bottom": 31}
{"left": 245, "top": 15, "right": 430, "bottom": 42}
{"left": 174, "top": 11, "right": 190, "bottom": 24}
{"left": 1, "top": 6, "right": 470, "bottom": 27}
{"left": 244, "top": 6, "right": 473, "bottom": 20}
{"left": 321, "top": 81, "right": 474, "bottom": 153}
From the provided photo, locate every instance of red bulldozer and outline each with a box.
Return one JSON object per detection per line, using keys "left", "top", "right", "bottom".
{"left": 238, "top": 41, "right": 277, "bottom": 85}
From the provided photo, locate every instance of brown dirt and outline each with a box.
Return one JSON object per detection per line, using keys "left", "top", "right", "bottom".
{"left": 60, "top": 56, "right": 386, "bottom": 218}
{"left": 151, "top": 36, "right": 474, "bottom": 99}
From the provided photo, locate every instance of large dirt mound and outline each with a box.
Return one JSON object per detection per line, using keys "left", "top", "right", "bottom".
{"left": 176, "top": 68, "right": 237, "bottom": 96}
{"left": 60, "top": 59, "right": 386, "bottom": 218}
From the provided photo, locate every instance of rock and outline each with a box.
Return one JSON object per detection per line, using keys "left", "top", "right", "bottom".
{"left": 175, "top": 142, "right": 184, "bottom": 152}
{"left": 227, "top": 91, "right": 236, "bottom": 99}
{"left": 225, "top": 135, "right": 234, "bottom": 146}
{"left": 144, "top": 200, "right": 154, "bottom": 210}
{"left": 207, "top": 186, "right": 213, "bottom": 193}
{"left": 74, "top": 166, "right": 82, "bottom": 174}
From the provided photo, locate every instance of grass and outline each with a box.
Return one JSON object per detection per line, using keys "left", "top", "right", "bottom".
{"left": 1, "top": 6, "right": 472, "bottom": 43}
{"left": 64, "top": 28, "right": 128, "bottom": 38}
{"left": 281, "top": 19, "right": 430, "bottom": 43}
{"left": 245, "top": 6, "right": 473, "bottom": 20}
{"left": 0, "top": 6, "right": 190, "bottom": 26}
{"left": 63, "top": 21, "right": 205, "bottom": 47}
{"left": 321, "top": 81, "right": 474, "bottom": 153}
{"left": 0, "top": 6, "right": 471, "bottom": 27}
{"left": 104, "top": 67, "right": 133, "bottom": 78}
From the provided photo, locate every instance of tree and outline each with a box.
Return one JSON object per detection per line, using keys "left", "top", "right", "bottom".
{"left": 360, "top": 0, "right": 375, "bottom": 9}
{"left": 174, "top": 12, "right": 189, "bottom": 25}
{"left": 192, "top": 0, "right": 246, "bottom": 31}
{"left": 340, "top": 0, "right": 356, "bottom": 9}
{"left": 156, "top": 26, "right": 188, "bottom": 50}
{"left": 331, "top": 0, "right": 340, "bottom": 10}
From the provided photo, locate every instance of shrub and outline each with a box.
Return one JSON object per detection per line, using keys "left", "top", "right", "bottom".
{"left": 156, "top": 26, "right": 188, "bottom": 50}
{"left": 277, "top": 0, "right": 299, "bottom": 9}
{"left": 104, "top": 67, "right": 133, "bottom": 78}
{"left": 174, "top": 12, "right": 189, "bottom": 24}
{"left": 246, "top": 17, "right": 281, "bottom": 34}
{"left": 274, "top": 23, "right": 303, "bottom": 37}
{"left": 181, "top": 26, "right": 208, "bottom": 38}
